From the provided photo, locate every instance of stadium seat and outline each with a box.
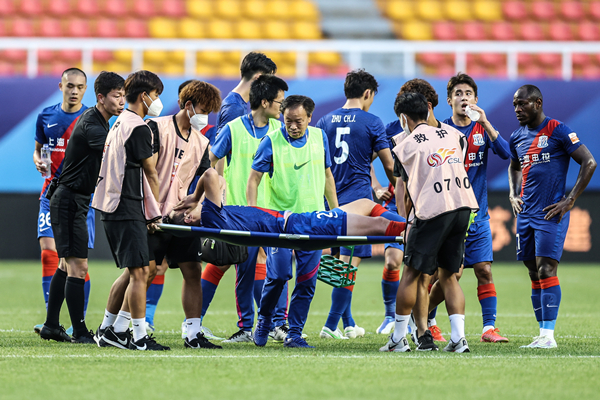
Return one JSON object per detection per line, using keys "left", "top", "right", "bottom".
{"left": 292, "top": 21, "right": 322, "bottom": 40}
{"left": 148, "top": 18, "right": 178, "bottom": 38}
{"left": 11, "top": 19, "right": 35, "bottom": 36}
{"left": 144, "top": 50, "right": 169, "bottom": 65}
{"left": 179, "top": 18, "right": 204, "bottom": 39}
{"left": 114, "top": 49, "right": 133, "bottom": 63}
{"left": 265, "top": 0, "right": 289, "bottom": 20}
{"left": 130, "top": 0, "right": 156, "bottom": 19}
{"left": 400, "top": 20, "right": 432, "bottom": 40}
{"left": 416, "top": 0, "right": 444, "bottom": 21}
{"left": 47, "top": 0, "right": 71, "bottom": 17}
{"left": 290, "top": 0, "right": 320, "bottom": 21}
{"left": 66, "top": 18, "right": 91, "bottom": 37}
{"left": 196, "top": 63, "right": 216, "bottom": 77}
{"left": 502, "top": 1, "right": 527, "bottom": 21}
{"left": 58, "top": 50, "right": 82, "bottom": 63}
{"left": 578, "top": 21, "right": 600, "bottom": 41}
{"left": 264, "top": 20, "right": 291, "bottom": 40}
{"left": 444, "top": 1, "right": 472, "bottom": 22}
{"left": 572, "top": 53, "right": 591, "bottom": 67}
{"left": 39, "top": 18, "right": 63, "bottom": 37}
{"left": 544, "top": 64, "right": 562, "bottom": 79}
{"left": 122, "top": 19, "right": 149, "bottom": 38}
{"left": 0, "top": 0, "right": 15, "bottom": 17}
{"left": 537, "top": 53, "right": 561, "bottom": 68}
{"left": 162, "top": 61, "right": 185, "bottom": 76}
{"left": 580, "top": 63, "right": 600, "bottom": 79}
{"left": 92, "top": 50, "right": 114, "bottom": 63}
{"left": 479, "top": 53, "right": 505, "bottom": 67}
{"left": 219, "top": 62, "right": 242, "bottom": 78}
{"left": 243, "top": 0, "right": 266, "bottom": 19}
{"left": 0, "top": 61, "right": 15, "bottom": 76}
{"left": 96, "top": 19, "right": 120, "bottom": 38}
{"left": 186, "top": 0, "right": 212, "bottom": 18}
{"left": 102, "top": 0, "right": 126, "bottom": 17}
{"left": 461, "top": 21, "right": 487, "bottom": 41}
{"left": 215, "top": 0, "right": 242, "bottom": 19}
{"left": 520, "top": 63, "right": 546, "bottom": 79}
{"left": 197, "top": 50, "right": 226, "bottom": 64}
{"left": 466, "top": 63, "right": 488, "bottom": 78}
{"left": 518, "top": 53, "right": 536, "bottom": 67}
{"left": 549, "top": 21, "right": 573, "bottom": 41}
{"left": 432, "top": 21, "right": 458, "bottom": 41}
{"left": 276, "top": 63, "right": 297, "bottom": 78}
{"left": 560, "top": 1, "right": 584, "bottom": 21}
{"left": 417, "top": 53, "right": 452, "bottom": 68}
{"left": 386, "top": 0, "right": 415, "bottom": 21}
{"left": 490, "top": 21, "right": 515, "bottom": 41}
{"left": 207, "top": 19, "right": 234, "bottom": 39}
{"left": 519, "top": 21, "right": 545, "bottom": 41}
{"left": 38, "top": 50, "right": 55, "bottom": 63}
{"left": 19, "top": 0, "right": 42, "bottom": 16}
{"left": 2, "top": 49, "right": 27, "bottom": 62}
{"left": 589, "top": 1, "right": 600, "bottom": 21}
{"left": 169, "top": 50, "right": 187, "bottom": 64}
{"left": 0, "top": 19, "right": 5, "bottom": 36}
{"left": 308, "top": 64, "right": 329, "bottom": 77}
{"left": 75, "top": 0, "right": 99, "bottom": 18}
{"left": 162, "top": 0, "right": 187, "bottom": 18}
{"left": 432, "top": 63, "right": 456, "bottom": 78}
{"left": 235, "top": 19, "right": 262, "bottom": 39}
{"left": 225, "top": 50, "right": 242, "bottom": 64}
{"left": 531, "top": 1, "right": 555, "bottom": 21}
{"left": 310, "top": 52, "right": 342, "bottom": 67}
{"left": 473, "top": 0, "right": 503, "bottom": 22}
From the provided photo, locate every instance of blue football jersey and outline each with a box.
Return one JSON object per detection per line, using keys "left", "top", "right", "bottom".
{"left": 35, "top": 103, "right": 87, "bottom": 197}
{"left": 443, "top": 118, "right": 510, "bottom": 222}
{"left": 316, "top": 108, "right": 388, "bottom": 205}
{"left": 384, "top": 119, "right": 407, "bottom": 213}
{"left": 509, "top": 117, "right": 581, "bottom": 219}
{"left": 215, "top": 92, "right": 248, "bottom": 134}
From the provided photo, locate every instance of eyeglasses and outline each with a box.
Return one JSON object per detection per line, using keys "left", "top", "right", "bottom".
{"left": 272, "top": 100, "right": 283, "bottom": 106}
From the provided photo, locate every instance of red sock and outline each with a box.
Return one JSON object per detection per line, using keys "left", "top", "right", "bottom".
{"left": 540, "top": 276, "right": 560, "bottom": 289}
{"left": 151, "top": 274, "right": 165, "bottom": 285}
{"left": 382, "top": 268, "right": 400, "bottom": 282}
{"left": 255, "top": 263, "right": 266, "bottom": 280}
{"left": 41, "top": 249, "right": 59, "bottom": 278}
{"left": 370, "top": 204, "right": 387, "bottom": 217}
{"left": 201, "top": 263, "right": 224, "bottom": 285}
{"left": 477, "top": 283, "right": 497, "bottom": 301}
{"left": 385, "top": 221, "right": 406, "bottom": 236}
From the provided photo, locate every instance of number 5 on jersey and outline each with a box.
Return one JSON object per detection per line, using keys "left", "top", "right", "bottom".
{"left": 334, "top": 127, "right": 350, "bottom": 164}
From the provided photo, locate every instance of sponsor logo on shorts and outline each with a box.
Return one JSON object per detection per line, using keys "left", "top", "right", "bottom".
{"left": 427, "top": 148, "right": 457, "bottom": 168}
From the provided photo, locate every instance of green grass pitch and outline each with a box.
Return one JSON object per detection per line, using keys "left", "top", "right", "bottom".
{"left": 1, "top": 260, "right": 599, "bottom": 399}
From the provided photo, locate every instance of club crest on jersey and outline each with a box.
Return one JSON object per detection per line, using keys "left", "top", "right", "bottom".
{"left": 427, "top": 148, "right": 457, "bottom": 168}
{"left": 472, "top": 133, "right": 485, "bottom": 146}
{"left": 537, "top": 135, "right": 548, "bottom": 148}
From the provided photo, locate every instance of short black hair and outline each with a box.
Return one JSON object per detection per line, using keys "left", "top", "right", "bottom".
{"left": 399, "top": 78, "right": 438, "bottom": 108}
{"left": 394, "top": 92, "right": 428, "bottom": 122}
{"left": 124, "top": 70, "right": 164, "bottom": 104}
{"left": 447, "top": 72, "right": 478, "bottom": 98}
{"left": 344, "top": 69, "right": 379, "bottom": 99}
{"left": 178, "top": 79, "right": 193, "bottom": 95}
{"left": 94, "top": 71, "right": 124, "bottom": 97}
{"left": 281, "top": 95, "right": 315, "bottom": 117}
{"left": 518, "top": 84, "right": 543, "bottom": 101}
{"left": 240, "top": 52, "right": 277, "bottom": 81}
{"left": 62, "top": 67, "right": 87, "bottom": 82}
{"left": 249, "top": 75, "right": 289, "bottom": 110}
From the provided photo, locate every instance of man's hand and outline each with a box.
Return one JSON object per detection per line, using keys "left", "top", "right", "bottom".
{"left": 509, "top": 195, "right": 523, "bottom": 216}
{"left": 174, "top": 194, "right": 198, "bottom": 212}
{"left": 35, "top": 160, "right": 49, "bottom": 176}
{"left": 374, "top": 186, "right": 392, "bottom": 202}
{"left": 543, "top": 196, "right": 574, "bottom": 222}
{"left": 468, "top": 104, "right": 488, "bottom": 124}
{"left": 147, "top": 222, "right": 159, "bottom": 234}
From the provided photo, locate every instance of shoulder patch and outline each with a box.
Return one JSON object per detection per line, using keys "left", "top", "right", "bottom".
{"left": 568, "top": 132, "right": 580, "bottom": 144}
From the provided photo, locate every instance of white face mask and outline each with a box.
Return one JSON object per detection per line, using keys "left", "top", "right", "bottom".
{"left": 143, "top": 93, "right": 163, "bottom": 117}
{"left": 188, "top": 107, "right": 208, "bottom": 132}
{"left": 400, "top": 114, "right": 410, "bottom": 134}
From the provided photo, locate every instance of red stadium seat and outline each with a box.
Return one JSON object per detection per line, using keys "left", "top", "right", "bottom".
{"left": 518, "top": 53, "right": 536, "bottom": 67}
{"left": 38, "top": 49, "right": 55, "bottom": 62}
{"left": 47, "top": 0, "right": 71, "bottom": 17}
{"left": 560, "top": 1, "right": 584, "bottom": 21}
{"left": 162, "top": 0, "right": 186, "bottom": 18}
{"left": 479, "top": 53, "right": 505, "bottom": 67}
{"left": 530, "top": 1, "right": 555, "bottom": 21}
{"left": 572, "top": 53, "right": 591, "bottom": 67}
{"left": 488, "top": 63, "right": 507, "bottom": 78}
{"left": 130, "top": 0, "right": 156, "bottom": 19}
{"left": 466, "top": 63, "right": 488, "bottom": 79}
{"left": 520, "top": 63, "right": 546, "bottom": 79}
{"left": 433, "top": 63, "right": 456, "bottom": 78}
{"left": 39, "top": 18, "right": 63, "bottom": 37}
{"left": 580, "top": 63, "right": 600, "bottom": 79}
{"left": 433, "top": 21, "right": 458, "bottom": 41}
{"left": 2, "top": 49, "right": 27, "bottom": 62}
{"left": 537, "top": 53, "right": 561, "bottom": 67}
{"left": 0, "top": 18, "right": 6, "bottom": 36}
{"left": 0, "top": 61, "right": 15, "bottom": 76}
{"left": 96, "top": 18, "right": 120, "bottom": 38}
{"left": 461, "top": 21, "right": 487, "bottom": 41}
{"left": 66, "top": 18, "right": 91, "bottom": 37}
{"left": 588, "top": 1, "right": 600, "bottom": 21}
{"left": 502, "top": 1, "right": 527, "bottom": 21}
{"left": 93, "top": 50, "right": 114, "bottom": 63}
{"left": 578, "top": 21, "right": 600, "bottom": 41}
{"left": 519, "top": 22, "right": 545, "bottom": 41}
{"left": 491, "top": 21, "right": 516, "bottom": 41}
{"left": 417, "top": 52, "right": 451, "bottom": 67}
{"left": 12, "top": 18, "right": 35, "bottom": 36}
{"left": 0, "top": 0, "right": 15, "bottom": 16}
{"left": 103, "top": 0, "right": 126, "bottom": 17}
{"left": 122, "top": 19, "right": 149, "bottom": 38}
{"left": 76, "top": 0, "right": 99, "bottom": 17}
{"left": 549, "top": 21, "right": 573, "bottom": 41}
{"left": 19, "top": 0, "right": 42, "bottom": 16}
{"left": 58, "top": 50, "right": 82, "bottom": 62}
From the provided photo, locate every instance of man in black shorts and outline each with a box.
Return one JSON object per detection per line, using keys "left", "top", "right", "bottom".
{"left": 40, "top": 71, "right": 125, "bottom": 344}
{"left": 92, "top": 70, "right": 169, "bottom": 351}
{"left": 379, "top": 92, "right": 479, "bottom": 353}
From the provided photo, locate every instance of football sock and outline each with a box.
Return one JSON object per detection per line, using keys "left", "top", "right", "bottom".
{"left": 428, "top": 303, "right": 438, "bottom": 327}
{"left": 381, "top": 268, "right": 400, "bottom": 318}
{"left": 100, "top": 309, "right": 117, "bottom": 330}
{"left": 186, "top": 318, "right": 201, "bottom": 341}
{"left": 201, "top": 263, "right": 224, "bottom": 317}
{"left": 146, "top": 274, "right": 165, "bottom": 326}
{"left": 370, "top": 204, "right": 404, "bottom": 222}
{"left": 254, "top": 263, "right": 266, "bottom": 308}
{"left": 391, "top": 314, "right": 410, "bottom": 343}
{"left": 540, "top": 276, "right": 561, "bottom": 336}
{"left": 477, "top": 283, "right": 498, "bottom": 332}
{"left": 385, "top": 221, "right": 406, "bottom": 236}
{"left": 132, "top": 318, "right": 146, "bottom": 342}
{"left": 44, "top": 268, "right": 67, "bottom": 329}
{"left": 341, "top": 288, "right": 356, "bottom": 328}
{"left": 83, "top": 272, "right": 90, "bottom": 317}
{"left": 41, "top": 250, "right": 59, "bottom": 309}
{"left": 65, "top": 277, "right": 87, "bottom": 337}
{"left": 449, "top": 314, "right": 466, "bottom": 343}
{"left": 531, "top": 280, "right": 543, "bottom": 329}
{"left": 324, "top": 286, "right": 352, "bottom": 331}
{"left": 113, "top": 310, "right": 131, "bottom": 333}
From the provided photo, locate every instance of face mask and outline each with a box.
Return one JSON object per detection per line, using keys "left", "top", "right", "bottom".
{"left": 188, "top": 108, "right": 208, "bottom": 132}
{"left": 143, "top": 93, "right": 163, "bottom": 117}
{"left": 400, "top": 114, "right": 410, "bottom": 134}
{"left": 427, "top": 111, "right": 430, "bottom": 121}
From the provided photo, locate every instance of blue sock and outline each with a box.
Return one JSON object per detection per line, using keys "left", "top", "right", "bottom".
{"left": 542, "top": 320, "right": 557, "bottom": 330}
{"left": 381, "top": 270, "right": 399, "bottom": 318}
{"left": 531, "top": 284, "right": 543, "bottom": 329}
{"left": 381, "top": 211, "right": 404, "bottom": 222}
{"left": 541, "top": 278, "right": 561, "bottom": 327}
{"left": 145, "top": 276, "right": 164, "bottom": 326}
{"left": 428, "top": 307, "right": 437, "bottom": 321}
{"left": 477, "top": 283, "right": 497, "bottom": 328}
{"left": 201, "top": 279, "right": 218, "bottom": 317}
{"left": 83, "top": 277, "right": 91, "bottom": 317}
{"left": 325, "top": 287, "right": 352, "bottom": 331}
{"left": 42, "top": 276, "right": 52, "bottom": 309}
{"left": 341, "top": 293, "right": 355, "bottom": 328}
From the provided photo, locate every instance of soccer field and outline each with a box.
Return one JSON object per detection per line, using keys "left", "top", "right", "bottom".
{"left": 1, "top": 260, "right": 599, "bottom": 399}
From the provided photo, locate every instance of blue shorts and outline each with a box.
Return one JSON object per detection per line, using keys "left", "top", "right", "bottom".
{"left": 384, "top": 241, "right": 405, "bottom": 252}
{"left": 38, "top": 196, "right": 95, "bottom": 248}
{"left": 285, "top": 209, "right": 347, "bottom": 237}
{"left": 516, "top": 213, "right": 570, "bottom": 262}
{"left": 340, "top": 244, "right": 371, "bottom": 258}
{"left": 464, "top": 220, "right": 493, "bottom": 267}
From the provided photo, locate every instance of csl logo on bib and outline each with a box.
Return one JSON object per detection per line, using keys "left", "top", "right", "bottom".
{"left": 427, "top": 148, "right": 457, "bottom": 167}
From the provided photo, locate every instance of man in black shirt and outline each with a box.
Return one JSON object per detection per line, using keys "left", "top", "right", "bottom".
{"left": 40, "top": 71, "right": 125, "bottom": 343}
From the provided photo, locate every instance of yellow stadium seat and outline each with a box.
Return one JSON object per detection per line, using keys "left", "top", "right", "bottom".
{"left": 225, "top": 51, "right": 242, "bottom": 64}
{"left": 197, "top": 50, "right": 226, "bottom": 64}
{"left": 264, "top": 20, "right": 291, "bottom": 39}
{"left": 292, "top": 21, "right": 321, "bottom": 40}
{"left": 280, "top": 51, "right": 297, "bottom": 65}
{"left": 309, "top": 51, "right": 341, "bottom": 67}
{"left": 444, "top": 0, "right": 472, "bottom": 22}
{"left": 473, "top": 0, "right": 502, "bottom": 22}
{"left": 276, "top": 63, "right": 297, "bottom": 77}
{"left": 265, "top": 0, "right": 289, "bottom": 20}
{"left": 386, "top": 0, "right": 415, "bottom": 21}
{"left": 162, "top": 61, "right": 185, "bottom": 76}
{"left": 143, "top": 62, "right": 163, "bottom": 73}
{"left": 243, "top": 0, "right": 268, "bottom": 19}
{"left": 144, "top": 50, "right": 169, "bottom": 65}
{"left": 289, "top": 0, "right": 320, "bottom": 21}
{"left": 114, "top": 49, "right": 133, "bottom": 63}
{"left": 169, "top": 50, "right": 187, "bottom": 64}
{"left": 218, "top": 61, "right": 242, "bottom": 78}
{"left": 415, "top": 1, "right": 444, "bottom": 21}
{"left": 400, "top": 20, "right": 432, "bottom": 40}
{"left": 186, "top": 0, "right": 213, "bottom": 19}
{"left": 215, "top": 0, "right": 242, "bottom": 20}
{"left": 262, "top": 51, "right": 284, "bottom": 66}
{"left": 179, "top": 18, "right": 204, "bottom": 39}
{"left": 207, "top": 19, "right": 235, "bottom": 39}
{"left": 235, "top": 19, "right": 263, "bottom": 39}
{"left": 96, "top": 61, "right": 130, "bottom": 73}
{"left": 148, "top": 18, "right": 178, "bottom": 39}
{"left": 196, "top": 63, "right": 216, "bottom": 77}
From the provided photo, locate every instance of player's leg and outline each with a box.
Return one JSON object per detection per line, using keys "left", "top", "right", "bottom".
{"left": 200, "top": 263, "right": 230, "bottom": 337}
{"left": 254, "top": 248, "right": 267, "bottom": 307}
{"left": 345, "top": 214, "right": 406, "bottom": 236}
{"left": 425, "top": 269, "right": 446, "bottom": 342}
{"left": 377, "top": 244, "right": 402, "bottom": 334}
{"left": 146, "top": 259, "right": 168, "bottom": 332}
{"left": 270, "top": 281, "right": 290, "bottom": 341}
{"left": 83, "top": 203, "right": 94, "bottom": 319}
{"left": 413, "top": 273, "right": 433, "bottom": 339}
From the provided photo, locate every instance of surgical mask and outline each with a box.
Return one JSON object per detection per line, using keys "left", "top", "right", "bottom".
{"left": 400, "top": 114, "right": 410, "bottom": 134}
{"left": 143, "top": 93, "right": 163, "bottom": 117}
{"left": 188, "top": 108, "right": 208, "bottom": 132}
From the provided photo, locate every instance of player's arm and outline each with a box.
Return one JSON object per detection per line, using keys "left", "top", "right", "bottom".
{"left": 33, "top": 141, "right": 49, "bottom": 176}
{"left": 209, "top": 125, "right": 232, "bottom": 170}
{"left": 376, "top": 148, "right": 397, "bottom": 187}
{"left": 508, "top": 158, "right": 523, "bottom": 216}
{"left": 324, "top": 167, "right": 339, "bottom": 209}
{"left": 393, "top": 158, "right": 408, "bottom": 219}
{"left": 468, "top": 104, "right": 499, "bottom": 141}
{"left": 543, "top": 145, "right": 597, "bottom": 221}
{"left": 370, "top": 165, "right": 392, "bottom": 202}
{"left": 246, "top": 169, "right": 263, "bottom": 207}
{"left": 246, "top": 136, "right": 272, "bottom": 207}
{"left": 141, "top": 156, "right": 159, "bottom": 201}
